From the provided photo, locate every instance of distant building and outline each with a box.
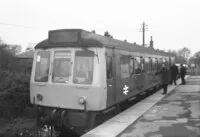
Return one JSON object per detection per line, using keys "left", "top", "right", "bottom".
{"left": 15, "top": 49, "right": 34, "bottom": 74}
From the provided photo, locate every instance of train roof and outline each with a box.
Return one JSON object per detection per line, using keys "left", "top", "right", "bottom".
{"left": 35, "top": 29, "right": 175, "bottom": 57}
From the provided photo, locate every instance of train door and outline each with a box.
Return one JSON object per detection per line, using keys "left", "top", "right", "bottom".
{"left": 152, "top": 58, "right": 159, "bottom": 86}
{"left": 129, "top": 57, "right": 137, "bottom": 95}
{"left": 106, "top": 49, "right": 116, "bottom": 107}
{"left": 117, "top": 55, "right": 131, "bottom": 101}
{"left": 133, "top": 56, "right": 145, "bottom": 93}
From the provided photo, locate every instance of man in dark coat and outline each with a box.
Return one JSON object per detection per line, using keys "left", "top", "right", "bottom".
{"left": 180, "top": 64, "right": 186, "bottom": 84}
{"left": 170, "top": 64, "right": 179, "bottom": 85}
{"left": 156, "top": 64, "right": 170, "bottom": 94}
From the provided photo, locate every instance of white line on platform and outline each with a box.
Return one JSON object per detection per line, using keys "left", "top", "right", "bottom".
{"left": 81, "top": 76, "right": 190, "bottom": 137}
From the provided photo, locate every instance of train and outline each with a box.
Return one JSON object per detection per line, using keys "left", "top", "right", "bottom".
{"left": 30, "top": 29, "right": 175, "bottom": 136}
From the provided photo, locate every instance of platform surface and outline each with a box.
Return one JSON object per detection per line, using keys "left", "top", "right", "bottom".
{"left": 82, "top": 76, "right": 193, "bottom": 137}
{"left": 118, "top": 75, "right": 200, "bottom": 137}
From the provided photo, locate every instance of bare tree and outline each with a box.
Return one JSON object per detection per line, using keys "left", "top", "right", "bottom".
{"left": 189, "top": 51, "right": 200, "bottom": 66}
{"left": 176, "top": 47, "right": 191, "bottom": 64}
{"left": 10, "top": 45, "right": 22, "bottom": 55}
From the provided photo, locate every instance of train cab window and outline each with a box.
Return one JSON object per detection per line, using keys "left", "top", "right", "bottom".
{"left": 52, "top": 51, "right": 72, "bottom": 83}
{"left": 73, "top": 50, "right": 94, "bottom": 84}
{"left": 106, "top": 56, "right": 113, "bottom": 79}
{"left": 35, "top": 51, "right": 50, "bottom": 82}
{"left": 120, "top": 56, "right": 130, "bottom": 78}
{"left": 134, "top": 57, "right": 142, "bottom": 74}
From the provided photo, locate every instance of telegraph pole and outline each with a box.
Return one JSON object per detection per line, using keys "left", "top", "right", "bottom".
{"left": 140, "top": 22, "right": 148, "bottom": 47}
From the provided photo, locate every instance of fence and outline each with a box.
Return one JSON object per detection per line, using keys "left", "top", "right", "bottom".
{"left": 187, "top": 68, "right": 200, "bottom": 75}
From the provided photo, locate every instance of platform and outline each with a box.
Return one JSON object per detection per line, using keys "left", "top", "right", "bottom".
{"left": 117, "top": 75, "right": 200, "bottom": 137}
{"left": 82, "top": 75, "right": 200, "bottom": 137}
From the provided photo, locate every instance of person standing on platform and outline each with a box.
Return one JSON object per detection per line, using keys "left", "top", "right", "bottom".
{"left": 170, "top": 64, "right": 179, "bottom": 85}
{"left": 180, "top": 64, "right": 186, "bottom": 84}
{"left": 156, "top": 64, "right": 170, "bottom": 95}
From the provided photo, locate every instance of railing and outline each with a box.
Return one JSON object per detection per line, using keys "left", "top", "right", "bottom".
{"left": 187, "top": 68, "right": 200, "bottom": 75}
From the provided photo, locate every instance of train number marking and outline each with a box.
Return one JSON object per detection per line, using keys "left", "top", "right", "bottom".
{"left": 123, "top": 85, "right": 129, "bottom": 95}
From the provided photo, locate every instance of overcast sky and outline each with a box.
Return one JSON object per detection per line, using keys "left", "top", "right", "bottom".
{"left": 0, "top": 0, "right": 199, "bottom": 55}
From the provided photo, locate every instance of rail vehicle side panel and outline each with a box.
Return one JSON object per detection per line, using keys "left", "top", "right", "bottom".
{"left": 145, "top": 73, "right": 154, "bottom": 88}
{"left": 114, "top": 50, "right": 169, "bottom": 104}
{"left": 106, "top": 48, "right": 117, "bottom": 107}
{"left": 115, "top": 50, "right": 126, "bottom": 102}
{"left": 115, "top": 49, "right": 137, "bottom": 102}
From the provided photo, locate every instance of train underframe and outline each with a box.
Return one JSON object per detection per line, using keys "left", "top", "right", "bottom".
{"left": 35, "top": 84, "right": 162, "bottom": 137}
{"left": 36, "top": 106, "right": 98, "bottom": 137}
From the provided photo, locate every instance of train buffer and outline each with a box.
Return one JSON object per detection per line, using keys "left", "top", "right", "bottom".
{"left": 82, "top": 75, "right": 200, "bottom": 137}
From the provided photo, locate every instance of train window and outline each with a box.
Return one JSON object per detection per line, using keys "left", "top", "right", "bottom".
{"left": 165, "top": 58, "right": 169, "bottom": 68}
{"left": 149, "top": 58, "right": 152, "bottom": 72}
{"left": 141, "top": 57, "right": 145, "bottom": 73}
{"left": 52, "top": 51, "right": 72, "bottom": 83}
{"left": 158, "top": 58, "right": 163, "bottom": 70}
{"left": 162, "top": 58, "right": 168, "bottom": 68}
{"left": 144, "top": 57, "right": 150, "bottom": 72}
{"left": 130, "top": 58, "right": 134, "bottom": 75}
{"left": 156, "top": 59, "right": 159, "bottom": 71}
{"left": 35, "top": 51, "right": 50, "bottom": 82}
{"left": 134, "top": 57, "right": 142, "bottom": 74}
{"left": 120, "top": 56, "right": 129, "bottom": 78}
{"left": 73, "top": 50, "right": 94, "bottom": 84}
{"left": 106, "top": 56, "right": 113, "bottom": 79}
{"left": 152, "top": 58, "right": 157, "bottom": 72}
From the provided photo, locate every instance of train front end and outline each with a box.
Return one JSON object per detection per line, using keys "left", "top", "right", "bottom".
{"left": 30, "top": 29, "right": 107, "bottom": 135}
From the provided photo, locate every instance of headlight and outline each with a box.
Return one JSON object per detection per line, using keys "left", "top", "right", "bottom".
{"left": 36, "top": 94, "right": 43, "bottom": 102}
{"left": 78, "top": 96, "right": 86, "bottom": 104}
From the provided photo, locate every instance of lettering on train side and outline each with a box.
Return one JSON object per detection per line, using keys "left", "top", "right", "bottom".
{"left": 123, "top": 85, "right": 129, "bottom": 95}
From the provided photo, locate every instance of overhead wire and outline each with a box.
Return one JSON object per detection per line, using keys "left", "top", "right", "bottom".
{"left": 0, "top": 22, "right": 35, "bottom": 29}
